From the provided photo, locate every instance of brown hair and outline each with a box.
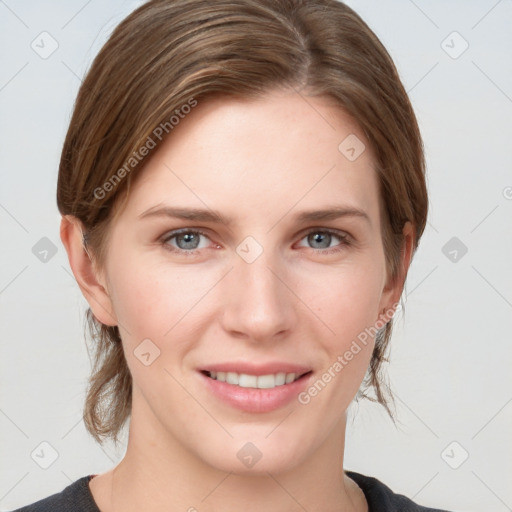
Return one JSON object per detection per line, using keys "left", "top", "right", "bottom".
{"left": 57, "top": 0, "right": 428, "bottom": 445}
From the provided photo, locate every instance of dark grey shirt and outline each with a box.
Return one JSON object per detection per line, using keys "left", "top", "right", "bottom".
{"left": 12, "top": 471, "right": 452, "bottom": 511}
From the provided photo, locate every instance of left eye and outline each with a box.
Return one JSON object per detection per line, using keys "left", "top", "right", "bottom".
{"left": 297, "top": 230, "right": 348, "bottom": 250}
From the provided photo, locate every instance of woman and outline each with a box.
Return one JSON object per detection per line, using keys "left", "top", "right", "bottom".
{"left": 15, "top": 0, "right": 451, "bottom": 510}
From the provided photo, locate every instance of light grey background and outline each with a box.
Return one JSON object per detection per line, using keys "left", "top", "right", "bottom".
{"left": 1, "top": 1, "right": 511, "bottom": 511}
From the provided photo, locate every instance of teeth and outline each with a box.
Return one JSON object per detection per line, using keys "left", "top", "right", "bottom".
{"left": 238, "top": 374, "right": 257, "bottom": 387}
{"left": 255, "top": 374, "right": 275, "bottom": 388}
{"left": 285, "top": 373, "right": 296, "bottom": 384}
{"left": 208, "top": 371, "right": 301, "bottom": 389}
{"left": 275, "top": 372, "right": 286, "bottom": 386}
{"left": 226, "top": 372, "right": 238, "bottom": 385}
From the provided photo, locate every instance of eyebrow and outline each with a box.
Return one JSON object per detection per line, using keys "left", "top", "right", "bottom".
{"left": 138, "top": 205, "right": 371, "bottom": 226}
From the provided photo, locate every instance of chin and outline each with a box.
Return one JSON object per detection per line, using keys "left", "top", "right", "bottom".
{"left": 197, "top": 433, "right": 308, "bottom": 476}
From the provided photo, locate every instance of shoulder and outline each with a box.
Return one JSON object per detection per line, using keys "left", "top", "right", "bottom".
{"left": 11, "top": 475, "right": 100, "bottom": 512}
{"left": 345, "top": 470, "right": 452, "bottom": 512}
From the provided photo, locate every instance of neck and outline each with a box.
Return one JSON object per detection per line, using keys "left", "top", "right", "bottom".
{"left": 92, "top": 390, "right": 363, "bottom": 512}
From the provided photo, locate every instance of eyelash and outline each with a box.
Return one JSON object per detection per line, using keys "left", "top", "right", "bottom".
{"left": 160, "top": 228, "right": 352, "bottom": 256}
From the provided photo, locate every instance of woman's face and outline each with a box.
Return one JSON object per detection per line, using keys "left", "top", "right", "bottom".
{"left": 92, "top": 88, "right": 403, "bottom": 473}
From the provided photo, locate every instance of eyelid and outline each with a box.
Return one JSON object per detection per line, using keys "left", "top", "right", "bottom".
{"left": 161, "top": 227, "right": 212, "bottom": 241}
{"left": 298, "top": 226, "right": 351, "bottom": 242}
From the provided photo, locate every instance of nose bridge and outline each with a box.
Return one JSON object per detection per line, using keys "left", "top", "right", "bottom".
{"left": 239, "top": 252, "right": 280, "bottom": 301}
{"left": 221, "top": 244, "right": 295, "bottom": 340}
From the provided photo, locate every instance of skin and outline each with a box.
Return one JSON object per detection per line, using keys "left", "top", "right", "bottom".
{"left": 61, "top": 87, "right": 414, "bottom": 512}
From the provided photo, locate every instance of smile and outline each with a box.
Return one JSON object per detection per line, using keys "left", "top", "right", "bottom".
{"left": 203, "top": 370, "right": 310, "bottom": 389}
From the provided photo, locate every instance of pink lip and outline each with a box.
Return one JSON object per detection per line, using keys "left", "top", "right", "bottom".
{"left": 199, "top": 361, "right": 312, "bottom": 376}
{"left": 198, "top": 369, "right": 313, "bottom": 413}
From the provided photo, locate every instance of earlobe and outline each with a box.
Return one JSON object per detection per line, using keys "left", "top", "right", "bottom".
{"left": 60, "top": 215, "right": 118, "bottom": 327}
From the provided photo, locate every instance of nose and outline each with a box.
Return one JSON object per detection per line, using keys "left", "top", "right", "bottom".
{"left": 220, "top": 249, "right": 297, "bottom": 344}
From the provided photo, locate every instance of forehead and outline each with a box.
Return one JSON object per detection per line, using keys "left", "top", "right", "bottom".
{"left": 118, "top": 89, "right": 381, "bottom": 227}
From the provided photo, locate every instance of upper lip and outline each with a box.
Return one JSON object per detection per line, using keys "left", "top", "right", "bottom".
{"left": 199, "top": 362, "right": 312, "bottom": 376}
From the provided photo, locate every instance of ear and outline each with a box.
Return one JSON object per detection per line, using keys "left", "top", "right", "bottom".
{"left": 377, "top": 221, "right": 415, "bottom": 323}
{"left": 60, "top": 215, "right": 118, "bottom": 327}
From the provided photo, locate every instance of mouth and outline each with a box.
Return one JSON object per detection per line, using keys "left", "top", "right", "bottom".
{"left": 198, "top": 364, "right": 314, "bottom": 413}
{"left": 200, "top": 370, "right": 312, "bottom": 389}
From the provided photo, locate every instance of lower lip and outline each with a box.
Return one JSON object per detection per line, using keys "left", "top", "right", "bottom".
{"left": 199, "top": 371, "right": 313, "bottom": 413}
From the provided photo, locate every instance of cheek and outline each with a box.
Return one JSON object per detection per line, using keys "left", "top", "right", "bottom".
{"left": 107, "top": 263, "right": 209, "bottom": 398}
{"left": 299, "top": 258, "right": 384, "bottom": 341}
{"left": 297, "top": 260, "right": 384, "bottom": 393}
{"left": 107, "top": 259, "right": 219, "bottom": 346}
{"left": 298, "top": 272, "right": 381, "bottom": 409}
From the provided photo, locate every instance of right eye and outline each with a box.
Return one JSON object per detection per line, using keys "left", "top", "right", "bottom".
{"left": 161, "top": 229, "right": 213, "bottom": 255}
